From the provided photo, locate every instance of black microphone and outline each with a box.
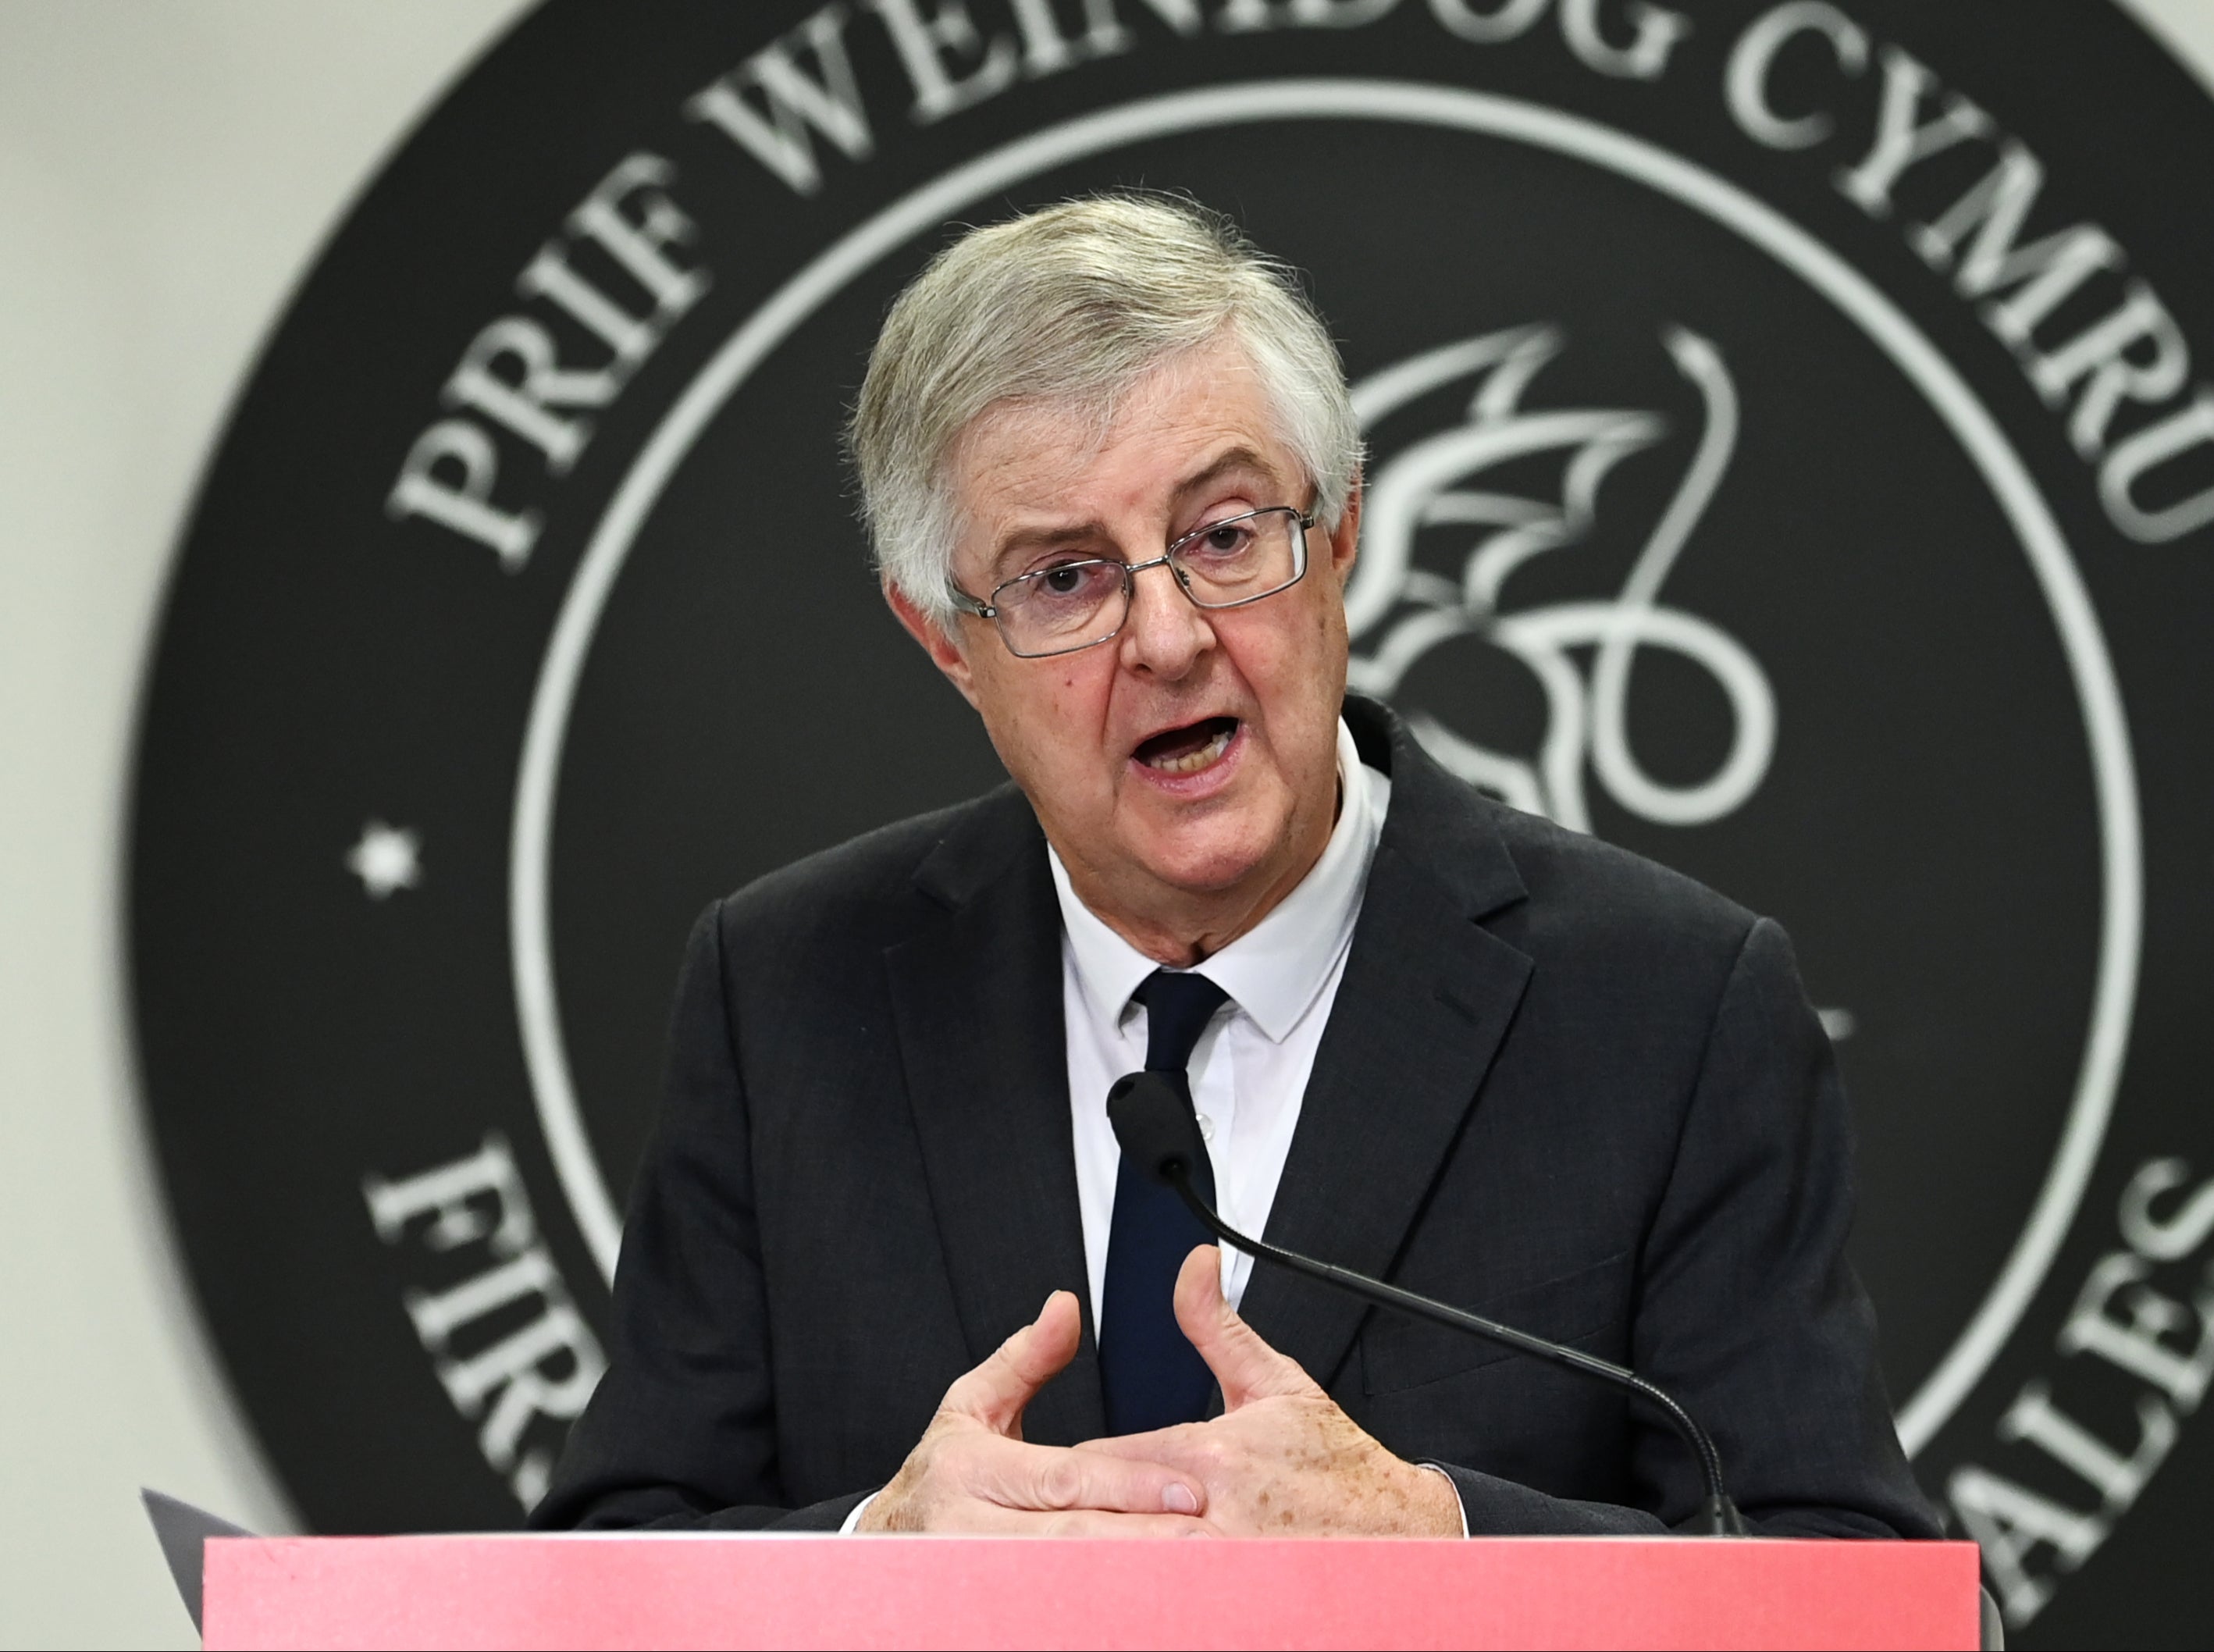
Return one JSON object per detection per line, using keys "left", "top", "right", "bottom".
{"left": 1106, "top": 1070, "right": 1749, "bottom": 1538}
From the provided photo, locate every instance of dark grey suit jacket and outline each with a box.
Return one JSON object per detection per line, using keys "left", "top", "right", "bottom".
{"left": 534, "top": 696, "right": 1939, "bottom": 1539}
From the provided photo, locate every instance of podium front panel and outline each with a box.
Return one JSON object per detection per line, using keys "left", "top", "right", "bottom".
{"left": 201, "top": 1533, "right": 1980, "bottom": 1650}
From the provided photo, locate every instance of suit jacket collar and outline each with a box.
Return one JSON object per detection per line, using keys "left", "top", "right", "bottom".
{"left": 1344, "top": 692, "right": 1528, "bottom": 923}
{"left": 888, "top": 785, "right": 1108, "bottom": 1445}
{"left": 1233, "top": 695, "right": 1535, "bottom": 1394}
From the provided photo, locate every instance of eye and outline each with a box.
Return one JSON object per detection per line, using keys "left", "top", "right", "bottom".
{"left": 1189, "top": 519, "right": 1255, "bottom": 558}
{"left": 1013, "top": 558, "right": 1117, "bottom": 607}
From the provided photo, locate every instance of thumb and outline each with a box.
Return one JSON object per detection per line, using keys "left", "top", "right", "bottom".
{"left": 943, "top": 1288, "right": 1083, "bottom": 1437}
{"left": 1173, "top": 1245, "right": 1318, "bottom": 1409}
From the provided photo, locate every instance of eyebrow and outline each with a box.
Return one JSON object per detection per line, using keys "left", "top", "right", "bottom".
{"left": 1170, "top": 447, "right": 1280, "bottom": 511}
{"left": 984, "top": 446, "right": 1287, "bottom": 575}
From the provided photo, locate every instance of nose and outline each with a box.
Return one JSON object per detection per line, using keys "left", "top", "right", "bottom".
{"left": 1118, "top": 560, "right": 1215, "bottom": 680}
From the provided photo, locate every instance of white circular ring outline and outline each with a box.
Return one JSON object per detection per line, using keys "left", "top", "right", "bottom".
{"left": 508, "top": 78, "right": 2143, "bottom": 1459}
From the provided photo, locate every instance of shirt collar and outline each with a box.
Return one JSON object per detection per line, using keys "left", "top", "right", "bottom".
{"left": 1047, "top": 717, "right": 1390, "bottom": 1044}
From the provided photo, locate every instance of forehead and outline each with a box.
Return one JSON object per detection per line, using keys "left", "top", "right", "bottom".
{"left": 945, "top": 345, "right": 1301, "bottom": 556}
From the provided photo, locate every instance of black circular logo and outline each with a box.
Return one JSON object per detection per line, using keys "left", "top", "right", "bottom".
{"left": 131, "top": 3, "right": 2214, "bottom": 1640}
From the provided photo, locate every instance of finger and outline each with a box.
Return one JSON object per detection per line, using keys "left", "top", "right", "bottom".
{"left": 951, "top": 1499, "right": 1217, "bottom": 1537}
{"left": 966, "top": 1433, "right": 1205, "bottom": 1517}
{"left": 1173, "top": 1244, "right": 1318, "bottom": 1408}
{"left": 1011, "top": 1509, "right": 1220, "bottom": 1539}
{"left": 941, "top": 1290, "right": 1083, "bottom": 1435}
{"left": 1073, "top": 1426, "right": 1210, "bottom": 1474}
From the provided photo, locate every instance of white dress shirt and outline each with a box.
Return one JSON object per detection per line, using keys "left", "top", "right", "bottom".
{"left": 1048, "top": 717, "right": 1468, "bottom": 1534}
{"left": 1052, "top": 716, "right": 1389, "bottom": 1320}
{"left": 843, "top": 718, "right": 1399, "bottom": 1532}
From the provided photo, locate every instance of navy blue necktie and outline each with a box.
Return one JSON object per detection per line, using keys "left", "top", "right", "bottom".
{"left": 1098, "top": 970, "right": 1228, "bottom": 1437}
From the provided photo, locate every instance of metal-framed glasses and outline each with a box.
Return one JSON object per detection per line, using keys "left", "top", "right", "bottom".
{"left": 949, "top": 504, "right": 1315, "bottom": 659}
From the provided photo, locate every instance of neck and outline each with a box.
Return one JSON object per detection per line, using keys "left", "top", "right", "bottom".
{"left": 1056, "top": 780, "right": 1341, "bottom": 968}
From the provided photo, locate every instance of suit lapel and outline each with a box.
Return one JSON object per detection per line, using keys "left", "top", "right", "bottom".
{"left": 1237, "top": 703, "right": 1535, "bottom": 1394}
{"left": 885, "top": 791, "right": 1106, "bottom": 1444}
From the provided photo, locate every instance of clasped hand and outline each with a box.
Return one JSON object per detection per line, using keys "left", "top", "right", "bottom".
{"left": 857, "top": 1247, "right": 1460, "bottom": 1536}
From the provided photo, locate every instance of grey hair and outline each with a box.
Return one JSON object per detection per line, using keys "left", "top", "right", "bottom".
{"left": 848, "top": 194, "right": 1362, "bottom": 624}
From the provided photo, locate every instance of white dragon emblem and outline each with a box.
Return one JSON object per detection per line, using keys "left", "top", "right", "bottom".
{"left": 1347, "top": 324, "right": 1776, "bottom": 835}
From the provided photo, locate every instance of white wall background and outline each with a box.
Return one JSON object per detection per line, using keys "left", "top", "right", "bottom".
{"left": 0, "top": 2, "right": 2209, "bottom": 1646}
{"left": 0, "top": 5, "right": 530, "bottom": 1647}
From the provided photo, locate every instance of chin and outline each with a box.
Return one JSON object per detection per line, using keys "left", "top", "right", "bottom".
{"left": 1131, "top": 819, "right": 1280, "bottom": 895}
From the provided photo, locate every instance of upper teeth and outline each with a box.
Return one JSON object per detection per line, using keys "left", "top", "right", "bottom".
{"left": 1148, "top": 725, "right": 1233, "bottom": 774}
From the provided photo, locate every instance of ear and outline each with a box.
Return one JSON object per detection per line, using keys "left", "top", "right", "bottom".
{"left": 1326, "top": 472, "right": 1362, "bottom": 586}
{"left": 885, "top": 580, "right": 983, "bottom": 710}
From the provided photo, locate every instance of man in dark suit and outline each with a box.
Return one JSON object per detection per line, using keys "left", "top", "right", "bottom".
{"left": 534, "top": 195, "right": 1938, "bottom": 1541}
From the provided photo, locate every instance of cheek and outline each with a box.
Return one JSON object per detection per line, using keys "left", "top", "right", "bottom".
{"left": 1232, "top": 607, "right": 1339, "bottom": 708}
{"left": 990, "top": 661, "right": 1115, "bottom": 775}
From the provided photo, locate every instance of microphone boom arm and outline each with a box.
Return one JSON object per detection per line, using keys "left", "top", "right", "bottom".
{"left": 1160, "top": 1162, "right": 1749, "bottom": 1538}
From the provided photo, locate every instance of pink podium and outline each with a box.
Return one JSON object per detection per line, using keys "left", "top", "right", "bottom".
{"left": 200, "top": 1533, "right": 1983, "bottom": 1650}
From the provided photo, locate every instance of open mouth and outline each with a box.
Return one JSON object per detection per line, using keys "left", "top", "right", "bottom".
{"left": 1134, "top": 716, "right": 1239, "bottom": 775}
